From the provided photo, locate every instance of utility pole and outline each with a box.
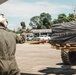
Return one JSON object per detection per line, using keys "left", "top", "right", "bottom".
{"left": 74, "top": 5, "right": 76, "bottom": 20}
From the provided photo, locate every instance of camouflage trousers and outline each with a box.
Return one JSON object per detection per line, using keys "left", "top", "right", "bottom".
{"left": 0, "top": 57, "right": 20, "bottom": 75}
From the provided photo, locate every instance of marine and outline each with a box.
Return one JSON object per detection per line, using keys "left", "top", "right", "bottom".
{"left": 0, "top": 14, "right": 21, "bottom": 75}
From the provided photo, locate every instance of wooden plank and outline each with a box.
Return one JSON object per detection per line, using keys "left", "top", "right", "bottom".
{"left": 51, "top": 43, "right": 76, "bottom": 51}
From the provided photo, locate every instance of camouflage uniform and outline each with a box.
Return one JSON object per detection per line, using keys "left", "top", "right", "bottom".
{"left": 17, "top": 34, "right": 23, "bottom": 44}
{"left": 20, "top": 22, "right": 26, "bottom": 43}
{"left": 20, "top": 32, "right": 26, "bottom": 43}
{"left": 0, "top": 27, "right": 20, "bottom": 75}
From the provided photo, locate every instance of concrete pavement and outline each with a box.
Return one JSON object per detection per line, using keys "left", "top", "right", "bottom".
{"left": 16, "top": 43, "right": 76, "bottom": 75}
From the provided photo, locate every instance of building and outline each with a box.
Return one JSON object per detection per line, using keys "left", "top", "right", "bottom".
{"left": 0, "top": 0, "right": 8, "bottom": 5}
{"left": 32, "top": 29, "right": 52, "bottom": 37}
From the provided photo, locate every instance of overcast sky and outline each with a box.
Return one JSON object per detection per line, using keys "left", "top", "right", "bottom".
{"left": 0, "top": 0, "right": 75, "bottom": 30}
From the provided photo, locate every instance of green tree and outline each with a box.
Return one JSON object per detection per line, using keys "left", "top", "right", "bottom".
{"left": 53, "top": 19, "right": 59, "bottom": 24}
{"left": 53, "top": 13, "right": 71, "bottom": 24}
{"left": 67, "top": 14, "right": 75, "bottom": 21}
{"left": 58, "top": 13, "right": 67, "bottom": 23}
{"left": 29, "top": 16, "right": 40, "bottom": 29}
{"left": 29, "top": 12, "right": 52, "bottom": 29}
{"left": 40, "top": 13, "right": 52, "bottom": 29}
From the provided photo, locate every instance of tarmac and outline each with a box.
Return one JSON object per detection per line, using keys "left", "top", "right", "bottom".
{"left": 16, "top": 43, "right": 76, "bottom": 75}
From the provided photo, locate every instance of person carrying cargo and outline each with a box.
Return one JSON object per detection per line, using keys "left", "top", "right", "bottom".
{"left": 0, "top": 14, "right": 20, "bottom": 75}
{"left": 20, "top": 22, "right": 26, "bottom": 43}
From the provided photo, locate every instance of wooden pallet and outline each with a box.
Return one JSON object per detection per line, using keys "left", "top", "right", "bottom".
{"left": 50, "top": 43, "right": 76, "bottom": 51}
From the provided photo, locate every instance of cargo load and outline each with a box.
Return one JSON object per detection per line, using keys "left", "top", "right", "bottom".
{"left": 51, "top": 21, "right": 76, "bottom": 44}
{"left": 50, "top": 21, "right": 76, "bottom": 65}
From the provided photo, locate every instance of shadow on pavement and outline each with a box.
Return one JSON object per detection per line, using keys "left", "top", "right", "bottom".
{"left": 39, "top": 63, "right": 76, "bottom": 75}
{"left": 21, "top": 73, "right": 40, "bottom": 75}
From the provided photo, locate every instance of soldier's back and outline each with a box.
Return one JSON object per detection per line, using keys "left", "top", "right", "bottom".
{"left": 0, "top": 28, "right": 16, "bottom": 57}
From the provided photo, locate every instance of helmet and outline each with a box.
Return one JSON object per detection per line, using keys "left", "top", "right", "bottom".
{"left": 0, "top": 14, "right": 8, "bottom": 27}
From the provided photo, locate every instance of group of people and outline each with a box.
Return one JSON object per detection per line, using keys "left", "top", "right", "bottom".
{"left": 0, "top": 14, "right": 23, "bottom": 75}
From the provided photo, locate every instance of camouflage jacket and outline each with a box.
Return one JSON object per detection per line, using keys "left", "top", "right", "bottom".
{"left": 0, "top": 27, "right": 18, "bottom": 59}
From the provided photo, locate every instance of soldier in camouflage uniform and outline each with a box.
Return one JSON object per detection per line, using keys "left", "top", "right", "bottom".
{"left": 0, "top": 14, "right": 20, "bottom": 75}
{"left": 20, "top": 22, "right": 26, "bottom": 43}
{"left": 17, "top": 34, "right": 23, "bottom": 44}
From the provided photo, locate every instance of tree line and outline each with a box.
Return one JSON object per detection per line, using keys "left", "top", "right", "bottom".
{"left": 29, "top": 12, "right": 75, "bottom": 29}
